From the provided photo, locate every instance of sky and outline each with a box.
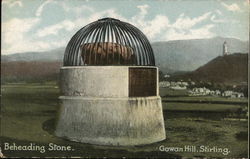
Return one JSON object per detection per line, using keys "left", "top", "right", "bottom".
{"left": 1, "top": 0, "right": 249, "bottom": 55}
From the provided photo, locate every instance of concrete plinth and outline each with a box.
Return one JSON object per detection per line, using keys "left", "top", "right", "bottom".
{"left": 55, "top": 66, "right": 166, "bottom": 146}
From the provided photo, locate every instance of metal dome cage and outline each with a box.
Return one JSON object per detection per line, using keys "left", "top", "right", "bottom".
{"left": 63, "top": 17, "right": 155, "bottom": 66}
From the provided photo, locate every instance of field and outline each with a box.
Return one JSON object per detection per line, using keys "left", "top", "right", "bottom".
{"left": 0, "top": 83, "right": 248, "bottom": 158}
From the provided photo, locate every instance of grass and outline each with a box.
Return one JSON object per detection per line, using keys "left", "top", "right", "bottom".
{"left": 163, "top": 102, "right": 245, "bottom": 112}
{"left": 0, "top": 83, "right": 248, "bottom": 158}
{"left": 163, "top": 96, "right": 248, "bottom": 103}
{"left": 160, "top": 88, "right": 248, "bottom": 104}
{"left": 160, "top": 87, "right": 189, "bottom": 97}
{"left": 163, "top": 118, "right": 248, "bottom": 158}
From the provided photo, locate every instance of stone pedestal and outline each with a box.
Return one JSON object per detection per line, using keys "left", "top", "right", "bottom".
{"left": 55, "top": 66, "right": 166, "bottom": 146}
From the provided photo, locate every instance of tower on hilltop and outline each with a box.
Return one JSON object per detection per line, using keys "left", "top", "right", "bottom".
{"left": 223, "top": 41, "right": 229, "bottom": 56}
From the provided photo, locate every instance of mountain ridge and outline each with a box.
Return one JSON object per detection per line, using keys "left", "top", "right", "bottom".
{"left": 2, "top": 37, "right": 249, "bottom": 73}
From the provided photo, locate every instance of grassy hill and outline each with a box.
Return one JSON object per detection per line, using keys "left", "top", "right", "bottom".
{"left": 171, "top": 53, "right": 248, "bottom": 84}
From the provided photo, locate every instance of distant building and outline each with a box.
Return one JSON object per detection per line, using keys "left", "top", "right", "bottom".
{"left": 223, "top": 41, "right": 229, "bottom": 56}
{"left": 222, "top": 90, "right": 233, "bottom": 97}
{"left": 164, "top": 74, "right": 170, "bottom": 78}
{"left": 190, "top": 81, "right": 196, "bottom": 85}
{"left": 189, "top": 87, "right": 210, "bottom": 96}
{"left": 159, "top": 81, "right": 189, "bottom": 89}
{"left": 215, "top": 90, "right": 221, "bottom": 96}
{"left": 159, "top": 81, "right": 170, "bottom": 87}
{"left": 222, "top": 91, "right": 244, "bottom": 98}
{"left": 170, "top": 85, "right": 187, "bottom": 90}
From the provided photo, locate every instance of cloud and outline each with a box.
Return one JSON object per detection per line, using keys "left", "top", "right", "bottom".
{"left": 138, "top": 15, "right": 169, "bottom": 39}
{"left": 36, "top": 7, "right": 126, "bottom": 38}
{"left": 129, "top": 8, "right": 214, "bottom": 41}
{"left": 2, "top": 3, "right": 219, "bottom": 54}
{"left": 61, "top": 3, "right": 94, "bottom": 14}
{"left": 215, "top": 10, "right": 222, "bottom": 15}
{"left": 1, "top": 17, "right": 67, "bottom": 54}
{"left": 36, "top": 0, "right": 55, "bottom": 17}
{"left": 165, "top": 24, "right": 215, "bottom": 41}
{"left": 137, "top": 4, "right": 149, "bottom": 16}
{"left": 243, "top": 0, "right": 249, "bottom": 6}
{"left": 2, "top": 0, "right": 23, "bottom": 8}
{"left": 1, "top": 17, "right": 46, "bottom": 54}
{"left": 2, "top": 6, "right": 124, "bottom": 54}
{"left": 210, "top": 10, "right": 226, "bottom": 23}
{"left": 36, "top": 20, "right": 75, "bottom": 37}
{"left": 128, "top": 4, "right": 170, "bottom": 40}
{"left": 158, "top": 12, "right": 215, "bottom": 41}
{"left": 221, "top": 2, "right": 241, "bottom": 12}
{"left": 189, "top": 24, "right": 215, "bottom": 38}
{"left": 131, "top": 4, "right": 149, "bottom": 26}
{"left": 210, "top": 15, "right": 226, "bottom": 23}
{"left": 2, "top": 18, "right": 40, "bottom": 45}
{"left": 210, "top": 9, "right": 239, "bottom": 24}
{"left": 83, "top": 8, "right": 124, "bottom": 23}
{"left": 172, "top": 12, "right": 212, "bottom": 29}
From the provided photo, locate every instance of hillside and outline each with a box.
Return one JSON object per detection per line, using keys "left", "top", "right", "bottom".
{"left": 1, "top": 61, "right": 62, "bottom": 83}
{"left": 1, "top": 47, "right": 65, "bottom": 62}
{"left": 2, "top": 37, "right": 249, "bottom": 74}
{"left": 171, "top": 53, "right": 248, "bottom": 84}
{"left": 152, "top": 37, "right": 249, "bottom": 73}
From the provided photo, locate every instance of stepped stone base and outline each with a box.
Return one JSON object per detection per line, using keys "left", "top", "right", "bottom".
{"left": 55, "top": 96, "right": 165, "bottom": 146}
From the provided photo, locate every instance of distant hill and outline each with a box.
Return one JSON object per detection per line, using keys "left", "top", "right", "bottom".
{"left": 152, "top": 37, "right": 249, "bottom": 73}
{"left": 1, "top": 47, "right": 65, "bottom": 62}
{"left": 171, "top": 53, "right": 248, "bottom": 84}
{"left": 2, "top": 37, "right": 249, "bottom": 74}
